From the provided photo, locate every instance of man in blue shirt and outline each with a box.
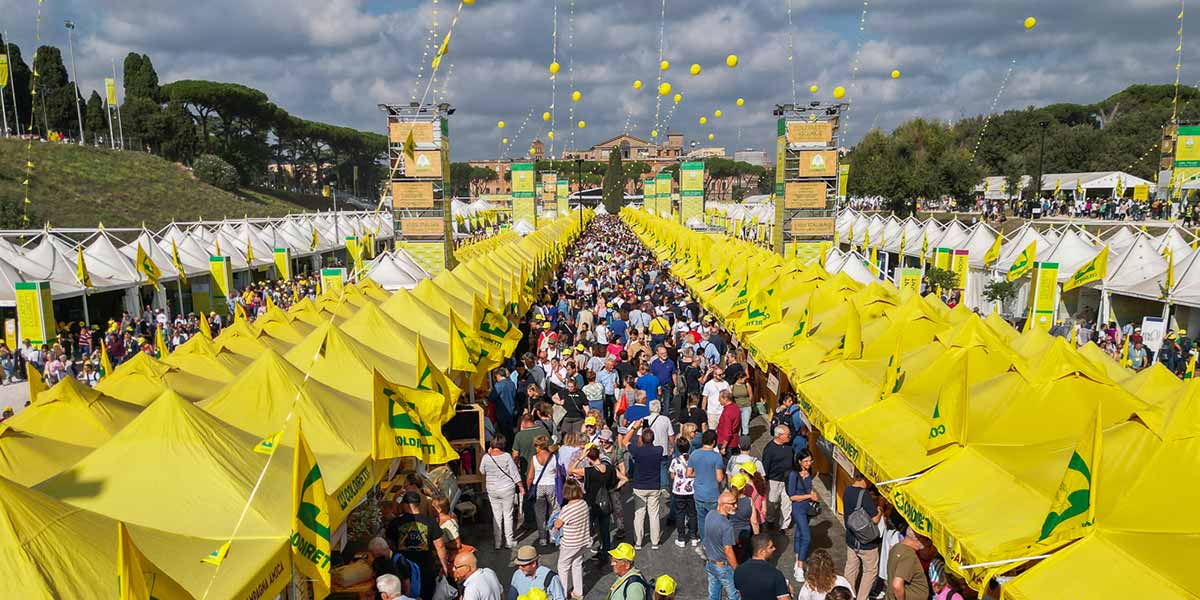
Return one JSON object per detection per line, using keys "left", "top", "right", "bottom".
{"left": 597, "top": 358, "right": 621, "bottom": 424}
{"left": 609, "top": 313, "right": 629, "bottom": 345}
{"left": 491, "top": 368, "right": 517, "bottom": 448}
{"left": 507, "top": 545, "right": 565, "bottom": 600}
{"left": 648, "top": 345, "right": 679, "bottom": 417}
{"left": 687, "top": 430, "right": 725, "bottom": 548}
{"left": 703, "top": 491, "right": 741, "bottom": 600}
{"left": 635, "top": 362, "right": 660, "bottom": 403}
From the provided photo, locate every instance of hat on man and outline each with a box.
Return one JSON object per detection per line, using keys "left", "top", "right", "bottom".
{"left": 510, "top": 545, "right": 540, "bottom": 567}
{"left": 585, "top": 416, "right": 598, "bottom": 426}
{"left": 598, "top": 429, "right": 614, "bottom": 442}
{"left": 610, "top": 543, "right": 636, "bottom": 562}
{"left": 655, "top": 575, "right": 677, "bottom": 596}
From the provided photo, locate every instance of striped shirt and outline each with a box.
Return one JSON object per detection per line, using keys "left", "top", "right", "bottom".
{"left": 559, "top": 499, "right": 591, "bottom": 548}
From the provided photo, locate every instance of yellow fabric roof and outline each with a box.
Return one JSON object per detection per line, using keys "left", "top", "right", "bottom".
{"left": 0, "top": 475, "right": 288, "bottom": 600}
{"left": 12, "top": 376, "right": 141, "bottom": 446}
{"left": 0, "top": 426, "right": 93, "bottom": 487}
{"left": 213, "top": 318, "right": 294, "bottom": 358}
{"left": 253, "top": 304, "right": 308, "bottom": 344}
{"left": 162, "top": 332, "right": 248, "bottom": 381}
{"left": 286, "top": 297, "right": 327, "bottom": 329}
{"left": 340, "top": 302, "right": 451, "bottom": 368}
{"left": 94, "top": 352, "right": 225, "bottom": 406}
{"left": 284, "top": 321, "right": 420, "bottom": 396}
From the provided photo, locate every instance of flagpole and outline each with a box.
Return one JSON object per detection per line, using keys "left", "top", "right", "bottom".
{"left": 177, "top": 278, "right": 185, "bottom": 316}
{"left": 81, "top": 290, "right": 90, "bottom": 327}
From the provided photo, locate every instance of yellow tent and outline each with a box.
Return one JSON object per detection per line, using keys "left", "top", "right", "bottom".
{"left": 284, "top": 322, "right": 420, "bottom": 396}
{"left": 253, "top": 303, "right": 310, "bottom": 342}
{"left": 213, "top": 318, "right": 293, "bottom": 358}
{"left": 287, "top": 296, "right": 327, "bottom": 329}
{"left": 163, "top": 332, "right": 249, "bottom": 381}
{"left": 10, "top": 375, "right": 141, "bottom": 446}
{"left": 340, "top": 302, "right": 451, "bottom": 368}
{"left": 0, "top": 427, "right": 93, "bottom": 487}
{"left": 0, "top": 474, "right": 288, "bottom": 600}
{"left": 1119, "top": 363, "right": 1185, "bottom": 436}
{"left": 95, "top": 352, "right": 225, "bottom": 406}
{"left": 1077, "top": 341, "right": 1131, "bottom": 383}
{"left": 1003, "top": 387, "right": 1200, "bottom": 599}
{"left": 356, "top": 277, "right": 393, "bottom": 303}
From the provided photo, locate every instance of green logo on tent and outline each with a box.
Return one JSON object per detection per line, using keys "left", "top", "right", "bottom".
{"left": 1038, "top": 451, "right": 1092, "bottom": 540}
{"left": 383, "top": 387, "right": 434, "bottom": 436}
{"left": 297, "top": 465, "right": 331, "bottom": 541}
{"left": 418, "top": 365, "right": 446, "bottom": 396}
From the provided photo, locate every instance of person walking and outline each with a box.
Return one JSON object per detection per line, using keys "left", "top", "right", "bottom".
{"left": 455, "top": 552, "right": 504, "bottom": 600}
{"left": 788, "top": 449, "right": 819, "bottom": 581}
{"left": 480, "top": 434, "right": 522, "bottom": 550}
{"left": 688, "top": 430, "right": 725, "bottom": 549}
{"left": 885, "top": 527, "right": 930, "bottom": 600}
{"left": 730, "top": 369, "right": 753, "bottom": 437}
{"left": 761, "top": 425, "right": 796, "bottom": 531}
{"left": 526, "top": 436, "right": 560, "bottom": 546}
{"left": 843, "top": 474, "right": 882, "bottom": 600}
{"left": 625, "top": 423, "right": 669, "bottom": 549}
{"left": 715, "top": 390, "right": 742, "bottom": 453}
{"left": 554, "top": 481, "right": 591, "bottom": 600}
{"left": 703, "top": 491, "right": 742, "bottom": 600}
{"left": 668, "top": 437, "right": 698, "bottom": 546}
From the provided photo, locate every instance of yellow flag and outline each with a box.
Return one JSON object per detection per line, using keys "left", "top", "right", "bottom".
{"left": 781, "top": 306, "right": 811, "bottom": 353}
{"left": 171, "top": 239, "right": 187, "bottom": 285}
{"left": 432, "top": 30, "right": 452, "bottom": 70}
{"left": 1063, "top": 246, "right": 1109, "bottom": 292}
{"left": 867, "top": 244, "right": 880, "bottom": 277}
{"left": 254, "top": 430, "right": 284, "bottom": 455}
{"left": 214, "top": 237, "right": 222, "bottom": 257}
{"left": 155, "top": 326, "right": 169, "bottom": 358}
{"left": 136, "top": 243, "right": 162, "bottom": 286}
{"left": 920, "top": 234, "right": 929, "bottom": 267}
{"left": 476, "top": 296, "right": 521, "bottom": 357}
{"left": 1007, "top": 241, "right": 1037, "bottom": 281}
{"left": 235, "top": 302, "right": 248, "bottom": 322}
{"left": 403, "top": 129, "right": 417, "bottom": 162}
{"left": 926, "top": 358, "right": 968, "bottom": 451}
{"left": 862, "top": 228, "right": 871, "bottom": 251}
{"left": 245, "top": 239, "right": 254, "bottom": 264}
{"left": 100, "top": 340, "right": 114, "bottom": 377}
{"left": 0, "top": 55, "right": 8, "bottom": 88}
{"left": 1038, "top": 407, "right": 1101, "bottom": 544}
{"left": 200, "top": 541, "right": 231, "bottom": 566}
{"left": 372, "top": 369, "right": 459, "bottom": 464}
{"left": 1163, "top": 246, "right": 1175, "bottom": 294}
{"left": 739, "top": 286, "right": 780, "bottom": 333}
{"left": 880, "top": 336, "right": 906, "bottom": 401}
{"left": 1069, "top": 322, "right": 1078, "bottom": 347}
{"left": 449, "top": 310, "right": 486, "bottom": 372}
{"left": 311, "top": 226, "right": 320, "bottom": 251}
{"left": 117, "top": 522, "right": 191, "bottom": 600}
{"left": 983, "top": 233, "right": 1003, "bottom": 266}
{"left": 1053, "top": 177, "right": 1061, "bottom": 197}
{"left": 26, "top": 363, "right": 46, "bottom": 400}
{"left": 1185, "top": 352, "right": 1196, "bottom": 380}
{"left": 198, "top": 314, "right": 213, "bottom": 339}
{"left": 842, "top": 302, "right": 862, "bottom": 360}
{"left": 292, "top": 423, "right": 333, "bottom": 598}
{"left": 266, "top": 293, "right": 278, "bottom": 312}
{"left": 847, "top": 223, "right": 854, "bottom": 249}
{"left": 417, "top": 338, "right": 463, "bottom": 421}
{"left": 76, "top": 246, "right": 94, "bottom": 288}
{"left": 1120, "top": 337, "right": 1131, "bottom": 368}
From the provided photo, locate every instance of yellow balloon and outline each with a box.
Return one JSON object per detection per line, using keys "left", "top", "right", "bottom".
{"left": 660, "top": 60, "right": 670, "bottom": 71}
{"left": 501, "top": 137, "right": 508, "bottom": 144}
{"left": 549, "top": 61, "right": 560, "bottom": 75}
{"left": 651, "top": 130, "right": 659, "bottom": 138}
{"left": 726, "top": 54, "right": 738, "bottom": 68}
{"left": 690, "top": 63, "right": 702, "bottom": 76}
{"left": 463, "top": 0, "right": 475, "bottom": 4}
{"left": 571, "top": 90, "right": 582, "bottom": 102}
{"left": 708, "top": 133, "right": 715, "bottom": 140}
{"left": 736, "top": 98, "right": 745, "bottom": 107}
{"left": 714, "top": 109, "right": 723, "bottom": 118}
{"left": 673, "top": 93, "right": 682, "bottom": 104}
{"left": 497, "top": 120, "right": 505, "bottom": 129}
{"left": 891, "top": 70, "right": 901, "bottom": 79}
{"left": 833, "top": 86, "right": 846, "bottom": 99}
{"left": 547, "top": 131, "right": 555, "bottom": 139}
{"left": 809, "top": 84, "right": 819, "bottom": 94}
{"left": 1024, "top": 16, "right": 1037, "bottom": 30}
{"left": 699, "top": 116, "right": 707, "bottom": 125}
{"left": 529, "top": 147, "right": 536, "bottom": 155}
{"left": 542, "top": 111, "right": 551, "bottom": 121}
{"left": 659, "top": 82, "right": 672, "bottom": 96}
{"left": 633, "top": 79, "right": 643, "bottom": 90}
{"left": 578, "top": 120, "right": 586, "bottom": 129}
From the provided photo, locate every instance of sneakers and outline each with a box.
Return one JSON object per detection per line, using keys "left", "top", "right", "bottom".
{"left": 793, "top": 565, "right": 805, "bottom": 583}
{"left": 651, "top": 544, "right": 660, "bottom": 550}
{"left": 634, "top": 542, "right": 643, "bottom": 550}
{"left": 675, "top": 539, "right": 686, "bottom": 547}
{"left": 691, "top": 539, "right": 700, "bottom": 547}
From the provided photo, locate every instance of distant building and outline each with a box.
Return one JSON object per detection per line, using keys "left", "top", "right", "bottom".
{"left": 734, "top": 149, "right": 768, "bottom": 168}
{"left": 687, "top": 147, "right": 727, "bottom": 160}
{"left": 562, "top": 132, "right": 684, "bottom": 167}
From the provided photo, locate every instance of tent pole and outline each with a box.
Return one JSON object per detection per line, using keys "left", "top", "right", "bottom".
{"left": 81, "top": 291, "right": 90, "bottom": 327}
{"left": 176, "top": 278, "right": 185, "bottom": 316}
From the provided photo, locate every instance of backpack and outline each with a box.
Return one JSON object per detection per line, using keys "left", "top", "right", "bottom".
{"left": 770, "top": 405, "right": 801, "bottom": 440}
{"left": 846, "top": 487, "right": 881, "bottom": 545}
{"left": 392, "top": 553, "right": 421, "bottom": 595}
{"left": 613, "top": 573, "right": 652, "bottom": 600}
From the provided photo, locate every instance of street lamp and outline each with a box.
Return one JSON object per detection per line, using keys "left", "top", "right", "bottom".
{"left": 1033, "top": 120, "right": 1049, "bottom": 219}
{"left": 575, "top": 158, "right": 584, "bottom": 230}
{"left": 64, "top": 20, "right": 85, "bottom": 145}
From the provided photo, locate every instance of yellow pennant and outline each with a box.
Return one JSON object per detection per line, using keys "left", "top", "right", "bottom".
{"left": 1007, "top": 241, "right": 1037, "bottom": 281}
{"left": 26, "top": 363, "right": 46, "bottom": 400}
{"left": 135, "top": 243, "right": 162, "bottom": 286}
{"left": 200, "top": 541, "right": 231, "bottom": 566}
{"left": 1038, "top": 407, "right": 1101, "bottom": 544}
{"left": 254, "top": 430, "right": 284, "bottom": 456}
{"left": 926, "top": 357, "right": 968, "bottom": 451}
{"left": 1063, "top": 246, "right": 1108, "bottom": 292}
{"left": 100, "top": 341, "right": 114, "bottom": 377}
{"left": 292, "top": 422, "right": 333, "bottom": 598}
{"left": 982, "top": 233, "right": 1003, "bottom": 266}
{"left": 880, "top": 335, "right": 906, "bottom": 401}
{"left": 76, "top": 246, "right": 94, "bottom": 288}
{"left": 842, "top": 302, "right": 863, "bottom": 360}
{"left": 155, "top": 326, "right": 169, "bottom": 358}
{"left": 198, "top": 313, "right": 213, "bottom": 339}
{"left": 372, "top": 369, "right": 459, "bottom": 464}
{"left": 117, "top": 521, "right": 191, "bottom": 600}
{"left": 171, "top": 239, "right": 187, "bottom": 285}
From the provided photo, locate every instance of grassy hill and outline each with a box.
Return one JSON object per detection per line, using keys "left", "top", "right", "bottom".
{"left": 0, "top": 138, "right": 330, "bottom": 228}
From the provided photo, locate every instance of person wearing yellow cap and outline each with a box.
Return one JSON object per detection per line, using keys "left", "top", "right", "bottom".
{"left": 653, "top": 575, "right": 676, "bottom": 600}
{"left": 607, "top": 543, "right": 653, "bottom": 600}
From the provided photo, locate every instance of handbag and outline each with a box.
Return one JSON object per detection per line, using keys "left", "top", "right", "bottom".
{"left": 807, "top": 501, "right": 822, "bottom": 517}
{"left": 595, "top": 487, "right": 612, "bottom": 512}
{"left": 523, "top": 454, "right": 553, "bottom": 516}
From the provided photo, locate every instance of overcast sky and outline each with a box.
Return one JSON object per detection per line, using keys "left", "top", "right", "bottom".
{"left": 0, "top": 0, "right": 1189, "bottom": 160}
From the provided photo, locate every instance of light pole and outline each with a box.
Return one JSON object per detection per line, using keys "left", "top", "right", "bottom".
{"left": 575, "top": 158, "right": 584, "bottom": 230}
{"left": 1034, "top": 120, "right": 1049, "bottom": 219}
{"left": 64, "top": 20, "right": 85, "bottom": 145}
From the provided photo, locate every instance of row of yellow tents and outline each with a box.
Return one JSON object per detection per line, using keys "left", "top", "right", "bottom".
{"left": 0, "top": 214, "right": 587, "bottom": 599}
{"left": 622, "top": 209, "right": 1199, "bottom": 600}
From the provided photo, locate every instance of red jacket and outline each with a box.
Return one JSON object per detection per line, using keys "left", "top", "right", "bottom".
{"left": 716, "top": 402, "right": 741, "bottom": 450}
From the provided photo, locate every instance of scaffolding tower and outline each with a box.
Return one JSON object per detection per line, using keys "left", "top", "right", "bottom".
{"left": 380, "top": 101, "right": 456, "bottom": 274}
{"left": 772, "top": 102, "right": 847, "bottom": 260}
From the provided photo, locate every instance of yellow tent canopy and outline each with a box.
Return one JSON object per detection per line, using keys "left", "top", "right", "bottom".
{"left": 163, "top": 332, "right": 249, "bottom": 381}
{"left": 94, "top": 352, "right": 225, "bottom": 406}
{"left": 287, "top": 296, "right": 327, "bottom": 329}
{"left": 284, "top": 321, "right": 420, "bottom": 397}
{"left": 0, "top": 474, "right": 288, "bottom": 600}
{"left": 11, "top": 375, "right": 141, "bottom": 446}
{"left": 213, "top": 318, "right": 293, "bottom": 359}
{"left": 0, "top": 426, "right": 93, "bottom": 487}
{"left": 253, "top": 303, "right": 309, "bottom": 343}
{"left": 340, "top": 302, "right": 452, "bottom": 368}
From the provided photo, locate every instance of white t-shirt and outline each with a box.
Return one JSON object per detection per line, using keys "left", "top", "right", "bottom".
{"left": 795, "top": 575, "right": 855, "bottom": 600}
{"left": 646, "top": 413, "right": 674, "bottom": 454}
{"left": 703, "top": 379, "right": 731, "bottom": 420}
{"left": 462, "top": 567, "right": 504, "bottom": 600}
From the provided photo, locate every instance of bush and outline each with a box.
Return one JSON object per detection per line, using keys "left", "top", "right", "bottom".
{"left": 192, "top": 154, "right": 239, "bottom": 191}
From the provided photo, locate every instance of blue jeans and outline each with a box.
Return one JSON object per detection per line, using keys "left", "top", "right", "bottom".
{"left": 705, "top": 562, "right": 740, "bottom": 600}
{"left": 793, "top": 511, "right": 812, "bottom": 561}
{"left": 695, "top": 499, "right": 717, "bottom": 544}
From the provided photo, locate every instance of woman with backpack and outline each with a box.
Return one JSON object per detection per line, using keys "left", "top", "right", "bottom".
{"left": 788, "top": 449, "right": 820, "bottom": 582}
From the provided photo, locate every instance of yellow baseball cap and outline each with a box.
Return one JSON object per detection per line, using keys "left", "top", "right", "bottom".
{"left": 739, "top": 461, "right": 757, "bottom": 476}
{"left": 730, "top": 473, "right": 749, "bottom": 489}
{"left": 542, "top": 322, "right": 551, "bottom": 329}
{"left": 576, "top": 344, "right": 586, "bottom": 351}
{"left": 519, "top": 589, "right": 548, "bottom": 600}
{"left": 655, "top": 575, "right": 677, "bottom": 596}
{"left": 563, "top": 348, "right": 573, "bottom": 356}
{"left": 610, "top": 542, "right": 636, "bottom": 562}
{"left": 585, "top": 416, "right": 598, "bottom": 426}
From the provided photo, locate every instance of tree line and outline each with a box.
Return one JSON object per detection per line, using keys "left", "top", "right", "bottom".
{"left": 0, "top": 36, "right": 386, "bottom": 198}
{"left": 846, "top": 83, "right": 1200, "bottom": 216}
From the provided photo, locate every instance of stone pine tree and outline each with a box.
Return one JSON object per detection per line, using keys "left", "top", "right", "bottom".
{"left": 31, "top": 45, "right": 79, "bottom": 136}
{"left": 601, "top": 149, "right": 624, "bottom": 213}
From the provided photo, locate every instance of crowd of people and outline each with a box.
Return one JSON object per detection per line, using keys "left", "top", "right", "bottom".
{"left": 453, "top": 215, "right": 971, "bottom": 600}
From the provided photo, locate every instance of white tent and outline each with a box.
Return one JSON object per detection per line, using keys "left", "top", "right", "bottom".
{"left": 364, "top": 250, "right": 432, "bottom": 291}
{"left": 826, "top": 249, "right": 879, "bottom": 285}
{"left": 118, "top": 230, "right": 182, "bottom": 283}
{"left": 1107, "top": 234, "right": 1169, "bottom": 297}
{"left": 1042, "top": 228, "right": 1101, "bottom": 283}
